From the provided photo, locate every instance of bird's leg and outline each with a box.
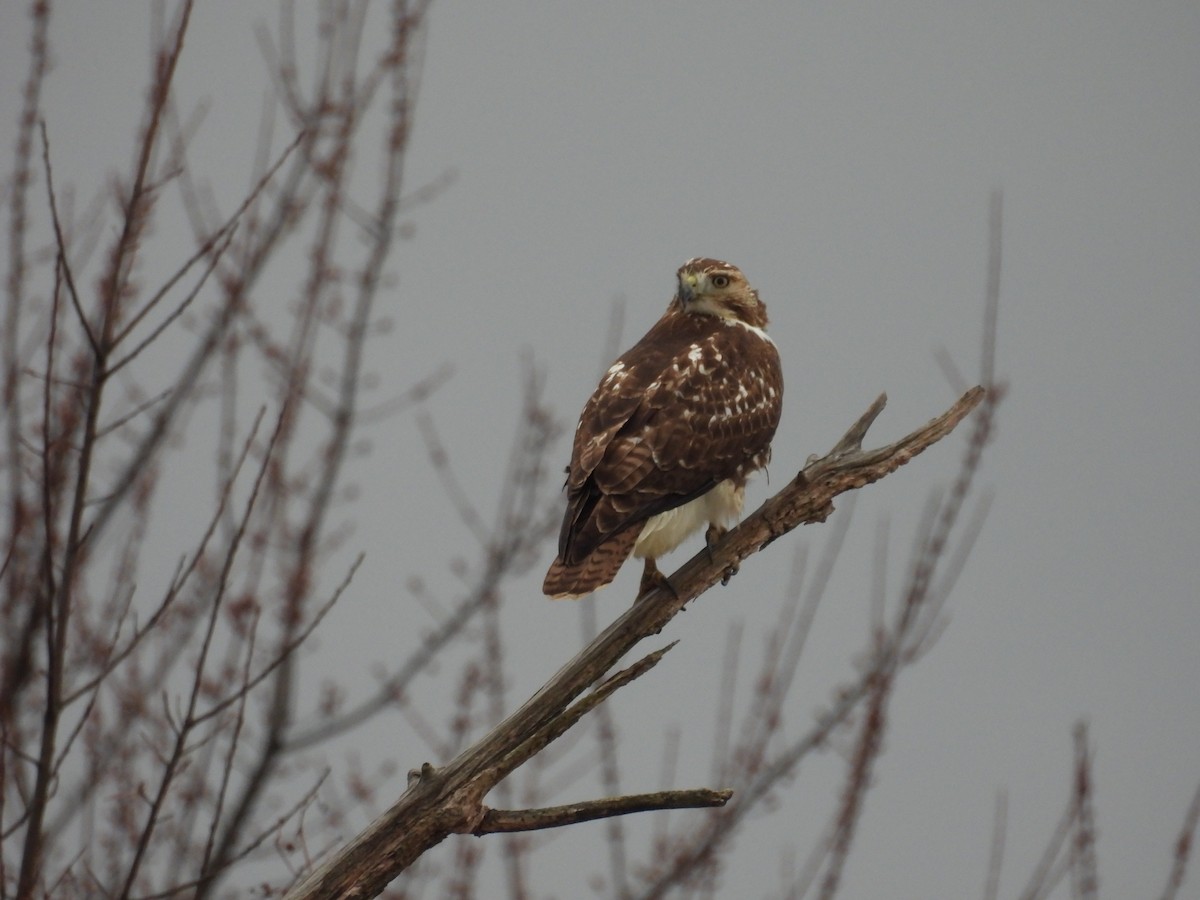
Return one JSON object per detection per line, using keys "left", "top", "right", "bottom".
{"left": 637, "top": 557, "right": 679, "bottom": 602}
{"left": 704, "top": 523, "right": 727, "bottom": 561}
{"left": 705, "top": 523, "right": 739, "bottom": 586}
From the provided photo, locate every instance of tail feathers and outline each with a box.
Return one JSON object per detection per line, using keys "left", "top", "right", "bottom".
{"left": 543, "top": 526, "right": 639, "bottom": 599}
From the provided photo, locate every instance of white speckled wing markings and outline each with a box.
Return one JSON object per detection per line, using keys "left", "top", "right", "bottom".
{"left": 543, "top": 259, "right": 784, "bottom": 599}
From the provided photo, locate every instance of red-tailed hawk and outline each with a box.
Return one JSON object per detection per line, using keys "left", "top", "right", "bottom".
{"left": 543, "top": 258, "right": 783, "bottom": 599}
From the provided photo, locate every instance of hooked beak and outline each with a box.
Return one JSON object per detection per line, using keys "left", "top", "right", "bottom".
{"left": 678, "top": 272, "right": 700, "bottom": 304}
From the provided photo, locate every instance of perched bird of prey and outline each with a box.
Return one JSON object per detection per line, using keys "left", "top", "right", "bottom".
{"left": 543, "top": 258, "right": 783, "bottom": 599}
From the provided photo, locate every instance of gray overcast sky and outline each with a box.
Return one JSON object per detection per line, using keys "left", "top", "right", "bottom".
{"left": 4, "top": 2, "right": 1199, "bottom": 896}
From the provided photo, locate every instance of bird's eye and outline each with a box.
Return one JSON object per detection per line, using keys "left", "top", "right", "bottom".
{"left": 710, "top": 274, "right": 731, "bottom": 288}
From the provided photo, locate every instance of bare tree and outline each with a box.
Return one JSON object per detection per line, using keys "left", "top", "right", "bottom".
{"left": 3, "top": 2, "right": 444, "bottom": 896}
{"left": 4, "top": 4, "right": 1198, "bottom": 900}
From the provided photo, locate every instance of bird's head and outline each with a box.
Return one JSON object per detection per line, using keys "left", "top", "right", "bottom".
{"left": 674, "top": 258, "right": 768, "bottom": 329}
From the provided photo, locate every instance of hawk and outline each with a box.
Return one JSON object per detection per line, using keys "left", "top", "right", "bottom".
{"left": 543, "top": 258, "right": 784, "bottom": 599}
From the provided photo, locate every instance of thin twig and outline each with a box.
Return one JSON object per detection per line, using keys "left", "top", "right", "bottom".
{"left": 1069, "top": 723, "right": 1099, "bottom": 900}
{"left": 39, "top": 123, "right": 96, "bottom": 355}
{"left": 1160, "top": 783, "right": 1200, "bottom": 900}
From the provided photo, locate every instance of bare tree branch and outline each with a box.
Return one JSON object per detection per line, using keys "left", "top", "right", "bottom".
{"left": 1160, "top": 783, "right": 1200, "bottom": 900}
{"left": 474, "top": 789, "right": 733, "bottom": 836}
{"left": 1069, "top": 723, "right": 1099, "bottom": 900}
{"left": 286, "top": 385, "right": 983, "bottom": 899}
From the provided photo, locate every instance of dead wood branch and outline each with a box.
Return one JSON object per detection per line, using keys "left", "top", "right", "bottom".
{"left": 286, "top": 386, "right": 984, "bottom": 899}
{"left": 473, "top": 789, "right": 733, "bottom": 836}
